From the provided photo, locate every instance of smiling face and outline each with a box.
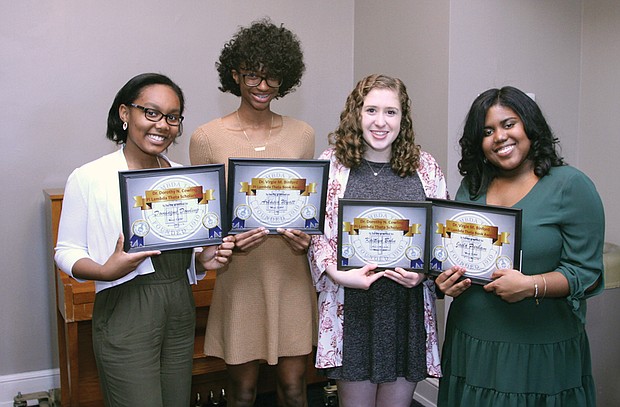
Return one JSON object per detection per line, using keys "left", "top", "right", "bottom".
{"left": 233, "top": 68, "right": 280, "bottom": 111}
{"left": 481, "top": 104, "right": 533, "bottom": 176}
{"left": 119, "top": 84, "right": 181, "bottom": 161}
{"left": 360, "top": 88, "right": 402, "bottom": 161}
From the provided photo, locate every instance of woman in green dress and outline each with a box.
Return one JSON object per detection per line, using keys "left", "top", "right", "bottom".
{"left": 436, "top": 86, "right": 604, "bottom": 406}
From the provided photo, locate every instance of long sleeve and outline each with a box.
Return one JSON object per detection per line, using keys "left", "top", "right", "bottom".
{"left": 418, "top": 150, "right": 449, "bottom": 199}
{"left": 555, "top": 168, "right": 605, "bottom": 311}
{"left": 307, "top": 149, "right": 348, "bottom": 292}
{"left": 54, "top": 167, "right": 91, "bottom": 280}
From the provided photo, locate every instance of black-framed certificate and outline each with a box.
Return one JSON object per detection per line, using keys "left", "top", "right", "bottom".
{"left": 227, "top": 158, "right": 329, "bottom": 234}
{"left": 119, "top": 164, "right": 227, "bottom": 253}
{"left": 337, "top": 199, "right": 432, "bottom": 272}
{"left": 428, "top": 198, "right": 522, "bottom": 284}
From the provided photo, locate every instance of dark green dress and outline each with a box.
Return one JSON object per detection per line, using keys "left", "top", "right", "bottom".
{"left": 438, "top": 166, "right": 605, "bottom": 407}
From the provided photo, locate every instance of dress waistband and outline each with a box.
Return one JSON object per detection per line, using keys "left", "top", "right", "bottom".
{"left": 124, "top": 272, "right": 186, "bottom": 286}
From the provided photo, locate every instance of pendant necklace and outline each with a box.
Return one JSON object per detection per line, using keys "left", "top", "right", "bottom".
{"left": 236, "top": 110, "right": 273, "bottom": 152}
{"left": 364, "top": 159, "right": 388, "bottom": 176}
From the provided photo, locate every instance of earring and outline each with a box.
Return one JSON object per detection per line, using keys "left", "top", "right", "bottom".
{"left": 122, "top": 122, "right": 128, "bottom": 131}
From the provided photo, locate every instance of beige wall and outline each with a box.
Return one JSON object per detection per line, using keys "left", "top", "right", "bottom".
{"left": 447, "top": 0, "right": 583, "bottom": 193}
{"left": 0, "top": 0, "right": 354, "bottom": 377}
{"left": 353, "top": 0, "right": 450, "bottom": 172}
{"left": 2, "top": 0, "right": 618, "bottom": 402}
{"left": 580, "top": 0, "right": 620, "bottom": 245}
{"left": 579, "top": 1, "right": 620, "bottom": 405}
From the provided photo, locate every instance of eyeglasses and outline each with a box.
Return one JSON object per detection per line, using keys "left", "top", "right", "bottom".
{"left": 129, "top": 103, "right": 184, "bottom": 126}
{"left": 239, "top": 72, "right": 282, "bottom": 88}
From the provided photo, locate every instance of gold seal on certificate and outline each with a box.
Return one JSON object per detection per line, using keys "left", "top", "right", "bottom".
{"left": 405, "top": 245, "right": 423, "bottom": 262}
{"left": 429, "top": 198, "right": 522, "bottom": 284}
{"left": 227, "top": 158, "right": 329, "bottom": 234}
{"left": 234, "top": 204, "right": 252, "bottom": 220}
{"left": 301, "top": 204, "right": 317, "bottom": 220}
{"left": 131, "top": 219, "right": 150, "bottom": 238}
{"left": 119, "top": 165, "right": 227, "bottom": 252}
{"left": 202, "top": 212, "right": 220, "bottom": 229}
{"left": 337, "top": 199, "right": 431, "bottom": 272}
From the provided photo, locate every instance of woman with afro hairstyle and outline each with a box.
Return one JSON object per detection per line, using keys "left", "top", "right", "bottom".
{"left": 308, "top": 74, "right": 447, "bottom": 407}
{"left": 190, "top": 19, "right": 316, "bottom": 407}
{"left": 436, "top": 86, "right": 604, "bottom": 406}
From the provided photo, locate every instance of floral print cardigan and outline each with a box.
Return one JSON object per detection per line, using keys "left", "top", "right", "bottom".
{"left": 308, "top": 147, "right": 447, "bottom": 377}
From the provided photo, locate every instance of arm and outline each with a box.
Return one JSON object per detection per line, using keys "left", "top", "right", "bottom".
{"left": 418, "top": 150, "right": 449, "bottom": 199}
{"left": 307, "top": 149, "right": 345, "bottom": 291}
{"left": 233, "top": 227, "right": 270, "bottom": 252}
{"left": 189, "top": 124, "right": 213, "bottom": 165}
{"left": 277, "top": 228, "right": 311, "bottom": 254}
{"left": 55, "top": 164, "right": 158, "bottom": 282}
{"left": 481, "top": 170, "right": 604, "bottom": 306}
{"left": 71, "top": 233, "right": 160, "bottom": 281}
{"left": 555, "top": 170, "right": 605, "bottom": 304}
{"left": 195, "top": 235, "right": 235, "bottom": 272}
{"left": 483, "top": 269, "right": 569, "bottom": 303}
{"left": 435, "top": 266, "right": 471, "bottom": 297}
{"left": 383, "top": 268, "right": 426, "bottom": 288}
{"left": 300, "top": 121, "right": 315, "bottom": 159}
{"left": 325, "top": 264, "right": 384, "bottom": 290}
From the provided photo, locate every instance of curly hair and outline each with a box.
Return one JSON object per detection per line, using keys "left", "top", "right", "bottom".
{"left": 330, "top": 74, "right": 421, "bottom": 177}
{"left": 106, "top": 73, "right": 185, "bottom": 144}
{"left": 458, "top": 86, "right": 564, "bottom": 198}
{"left": 216, "top": 18, "right": 305, "bottom": 98}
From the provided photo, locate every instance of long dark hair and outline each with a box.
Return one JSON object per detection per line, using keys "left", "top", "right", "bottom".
{"left": 458, "top": 86, "right": 564, "bottom": 198}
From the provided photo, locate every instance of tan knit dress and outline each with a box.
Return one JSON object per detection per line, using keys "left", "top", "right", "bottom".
{"left": 189, "top": 116, "right": 318, "bottom": 365}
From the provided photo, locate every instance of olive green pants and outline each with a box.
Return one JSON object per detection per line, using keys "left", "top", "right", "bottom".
{"left": 92, "top": 269, "right": 195, "bottom": 407}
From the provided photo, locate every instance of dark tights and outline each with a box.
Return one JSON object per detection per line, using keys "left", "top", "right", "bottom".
{"left": 226, "top": 354, "right": 309, "bottom": 407}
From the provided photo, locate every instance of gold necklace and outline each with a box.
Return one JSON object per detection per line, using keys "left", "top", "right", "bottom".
{"left": 156, "top": 156, "right": 162, "bottom": 168}
{"left": 364, "top": 159, "right": 388, "bottom": 176}
{"left": 236, "top": 110, "right": 273, "bottom": 152}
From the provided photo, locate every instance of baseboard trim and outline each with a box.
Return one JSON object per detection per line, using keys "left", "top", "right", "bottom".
{"left": 0, "top": 369, "right": 60, "bottom": 407}
{"left": 0, "top": 369, "right": 434, "bottom": 407}
{"left": 414, "top": 377, "right": 438, "bottom": 407}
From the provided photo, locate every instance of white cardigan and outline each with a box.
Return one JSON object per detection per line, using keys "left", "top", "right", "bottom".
{"left": 54, "top": 147, "right": 199, "bottom": 293}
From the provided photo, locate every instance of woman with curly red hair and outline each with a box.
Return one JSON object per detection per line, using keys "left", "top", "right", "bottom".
{"left": 308, "top": 74, "right": 447, "bottom": 407}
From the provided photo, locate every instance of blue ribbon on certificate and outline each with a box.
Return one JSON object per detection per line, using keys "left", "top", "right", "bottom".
{"left": 305, "top": 217, "right": 318, "bottom": 229}
{"left": 130, "top": 234, "right": 144, "bottom": 248}
{"left": 209, "top": 226, "right": 222, "bottom": 238}
{"left": 232, "top": 217, "right": 245, "bottom": 229}
{"left": 341, "top": 257, "right": 348, "bottom": 266}
{"left": 410, "top": 259, "right": 424, "bottom": 269}
{"left": 430, "top": 258, "right": 442, "bottom": 271}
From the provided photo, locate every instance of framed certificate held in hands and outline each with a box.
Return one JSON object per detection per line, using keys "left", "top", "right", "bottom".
{"left": 428, "top": 198, "right": 522, "bottom": 284}
{"left": 227, "top": 158, "right": 329, "bottom": 234}
{"left": 119, "top": 164, "right": 227, "bottom": 253}
{"left": 337, "top": 199, "right": 432, "bottom": 272}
